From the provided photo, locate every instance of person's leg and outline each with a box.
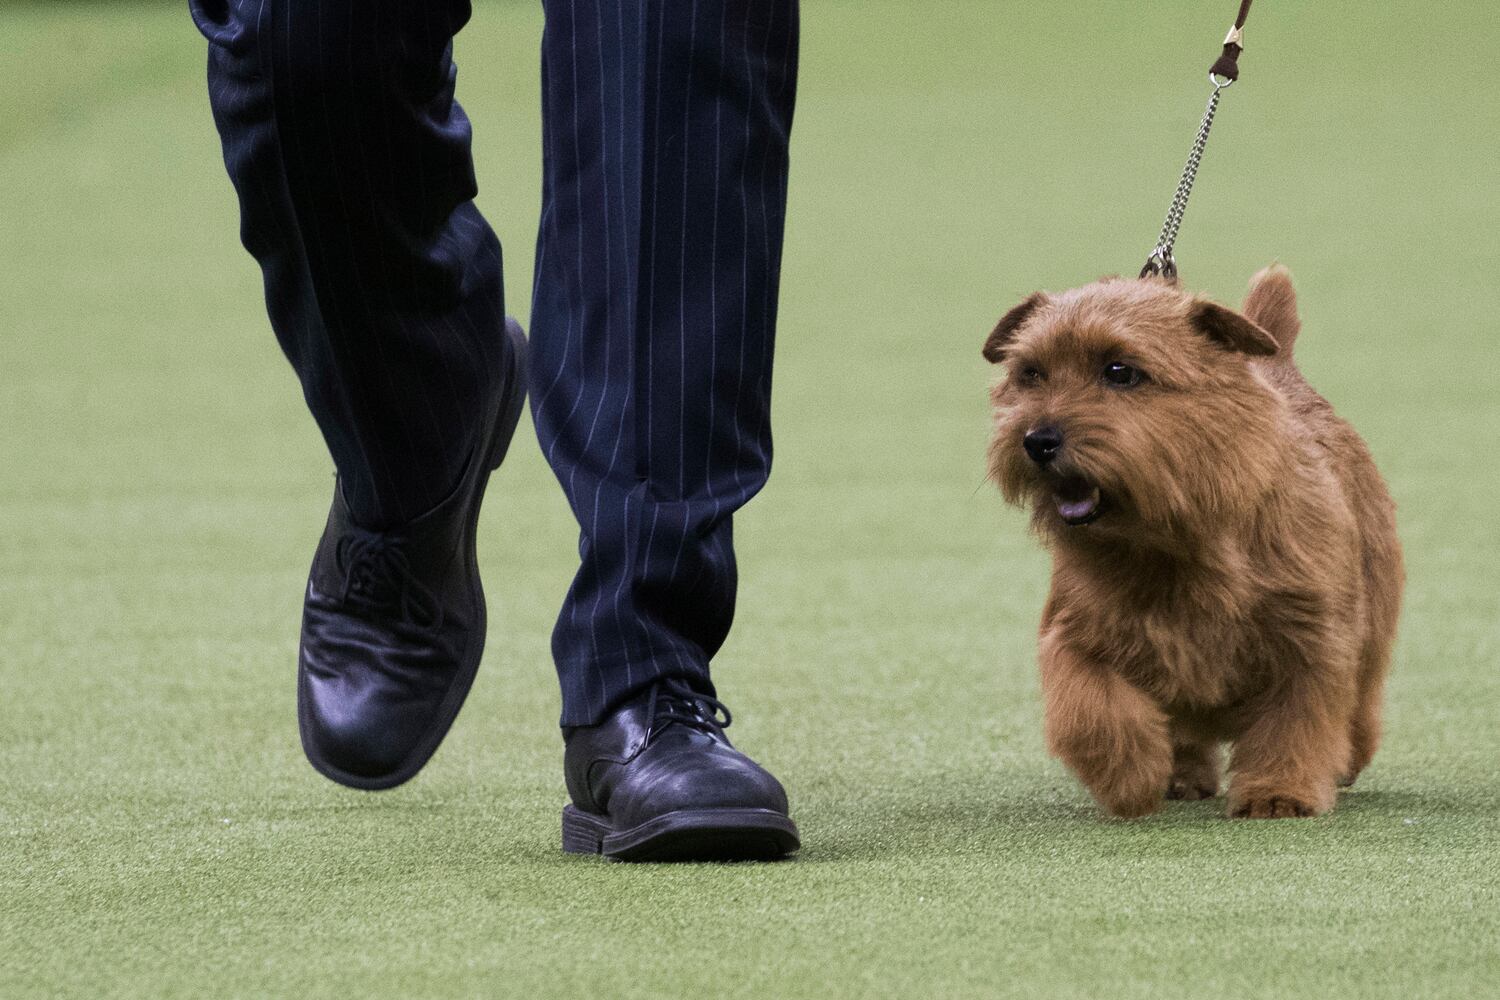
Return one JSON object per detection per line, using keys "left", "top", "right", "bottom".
{"left": 531, "top": 0, "right": 799, "bottom": 726}
{"left": 191, "top": 0, "right": 528, "bottom": 788}
{"left": 535, "top": 0, "right": 802, "bottom": 861}
{"left": 193, "top": 0, "right": 508, "bottom": 529}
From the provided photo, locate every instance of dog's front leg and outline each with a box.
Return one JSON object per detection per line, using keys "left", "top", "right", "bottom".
{"left": 1039, "top": 636, "right": 1172, "bottom": 818}
{"left": 1226, "top": 670, "right": 1354, "bottom": 819}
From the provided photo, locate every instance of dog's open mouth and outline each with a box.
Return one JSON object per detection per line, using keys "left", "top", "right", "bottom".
{"left": 1052, "top": 477, "right": 1103, "bottom": 526}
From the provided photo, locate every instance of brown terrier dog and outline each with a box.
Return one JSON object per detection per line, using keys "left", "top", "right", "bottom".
{"left": 985, "top": 266, "right": 1403, "bottom": 819}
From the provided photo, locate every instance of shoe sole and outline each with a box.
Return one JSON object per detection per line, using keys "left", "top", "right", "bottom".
{"left": 299, "top": 318, "right": 529, "bottom": 791}
{"left": 561, "top": 804, "right": 801, "bottom": 863}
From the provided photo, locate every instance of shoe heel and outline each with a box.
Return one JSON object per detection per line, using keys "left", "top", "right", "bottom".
{"left": 489, "top": 319, "right": 530, "bottom": 472}
{"left": 561, "top": 805, "right": 608, "bottom": 855}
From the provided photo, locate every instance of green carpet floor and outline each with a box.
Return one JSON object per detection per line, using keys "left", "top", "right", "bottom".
{"left": 3, "top": 2, "right": 1497, "bottom": 997}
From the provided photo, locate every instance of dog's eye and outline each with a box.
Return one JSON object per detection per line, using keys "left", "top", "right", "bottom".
{"left": 1016, "top": 365, "right": 1046, "bottom": 385}
{"left": 1103, "top": 362, "right": 1144, "bottom": 388}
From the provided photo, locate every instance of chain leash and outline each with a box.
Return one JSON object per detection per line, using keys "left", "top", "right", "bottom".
{"left": 1139, "top": 79, "right": 1229, "bottom": 281}
{"left": 1139, "top": 0, "right": 1253, "bottom": 281}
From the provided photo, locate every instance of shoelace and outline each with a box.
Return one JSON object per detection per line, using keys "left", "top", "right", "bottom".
{"left": 335, "top": 530, "right": 445, "bottom": 630}
{"left": 644, "top": 678, "right": 733, "bottom": 742}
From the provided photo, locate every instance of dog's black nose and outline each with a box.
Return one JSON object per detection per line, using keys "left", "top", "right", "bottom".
{"left": 1023, "top": 426, "right": 1063, "bottom": 464}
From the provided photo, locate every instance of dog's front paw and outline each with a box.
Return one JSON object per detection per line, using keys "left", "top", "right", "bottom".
{"left": 1227, "top": 792, "right": 1324, "bottom": 819}
{"left": 1096, "top": 788, "right": 1164, "bottom": 819}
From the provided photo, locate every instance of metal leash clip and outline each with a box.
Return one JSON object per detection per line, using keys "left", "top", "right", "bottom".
{"left": 1140, "top": 246, "right": 1178, "bottom": 281}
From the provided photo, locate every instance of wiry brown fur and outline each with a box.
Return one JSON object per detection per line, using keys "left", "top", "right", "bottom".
{"left": 985, "top": 266, "right": 1403, "bottom": 819}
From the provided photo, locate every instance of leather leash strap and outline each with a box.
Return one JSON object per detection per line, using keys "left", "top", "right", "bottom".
{"left": 1209, "top": 0, "right": 1253, "bottom": 84}
{"left": 1139, "top": 0, "right": 1255, "bottom": 281}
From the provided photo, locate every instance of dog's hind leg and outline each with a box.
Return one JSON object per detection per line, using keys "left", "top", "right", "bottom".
{"left": 1342, "top": 680, "right": 1383, "bottom": 788}
{"left": 1166, "top": 729, "right": 1221, "bottom": 800}
{"left": 1039, "top": 636, "right": 1172, "bottom": 819}
{"left": 1343, "top": 473, "right": 1404, "bottom": 787}
{"left": 1343, "top": 621, "right": 1397, "bottom": 786}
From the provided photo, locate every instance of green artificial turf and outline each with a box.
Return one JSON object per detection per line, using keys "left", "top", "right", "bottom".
{"left": 3, "top": 2, "right": 1498, "bottom": 997}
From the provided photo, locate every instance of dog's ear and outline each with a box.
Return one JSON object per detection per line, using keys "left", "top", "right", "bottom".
{"left": 983, "top": 293, "right": 1048, "bottom": 363}
{"left": 1242, "top": 264, "right": 1301, "bottom": 353}
{"left": 1189, "top": 300, "right": 1279, "bottom": 357}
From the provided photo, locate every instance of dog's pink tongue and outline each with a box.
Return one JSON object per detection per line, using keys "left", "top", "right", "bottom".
{"left": 1057, "top": 497, "right": 1096, "bottom": 520}
{"left": 1055, "top": 487, "right": 1101, "bottom": 523}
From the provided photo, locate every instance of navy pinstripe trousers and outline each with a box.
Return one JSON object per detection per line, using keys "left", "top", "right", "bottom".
{"left": 192, "top": 0, "right": 798, "bottom": 725}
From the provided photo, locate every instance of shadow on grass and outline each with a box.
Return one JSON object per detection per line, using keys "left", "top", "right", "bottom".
{"left": 790, "top": 783, "right": 1494, "bottom": 865}
{"left": 175, "top": 775, "right": 1494, "bottom": 876}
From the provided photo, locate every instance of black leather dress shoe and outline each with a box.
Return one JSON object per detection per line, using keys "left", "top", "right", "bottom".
{"left": 297, "top": 318, "right": 528, "bottom": 790}
{"left": 562, "top": 679, "right": 800, "bottom": 861}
